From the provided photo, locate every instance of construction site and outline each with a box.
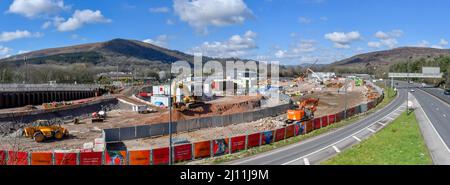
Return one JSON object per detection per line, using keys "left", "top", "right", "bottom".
{"left": 0, "top": 68, "right": 381, "bottom": 154}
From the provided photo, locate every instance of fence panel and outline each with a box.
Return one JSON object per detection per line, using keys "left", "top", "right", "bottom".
{"left": 31, "top": 152, "right": 53, "bottom": 165}
{"left": 328, "top": 115, "right": 336, "bottom": 125}
{"left": 212, "top": 138, "right": 229, "bottom": 156}
{"left": 104, "top": 128, "right": 120, "bottom": 142}
{"left": 7, "top": 151, "right": 28, "bottom": 165}
{"left": 54, "top": 152, "right": 77, "bottom": 165}
{"left": 243, "top": 111, "right": 254, "bottom": 123}
{"left": 119, "top": 127, "right": 136, "bottom": 140}
{"left": 174, "top": 144, "right": 192, "bottom": 163}
{"left": 286, "top": 124, "right": 295, "bottom": 138}
{"left": 105, "top": 151, "right": 127, "bottom": 165}
{"left": 306, "top": 120, "right": 314, "bottom": 133}
{"left": 231, "top": 113, "right": 244, "bottom": 124}
{"left": 294, "top": 122, "right": 305, "bottom": 136}
{"left": 0, "top": 151, "right": 6, "bottom": 165}
{"left": 176, "top": 120, "right": 188, "bottom": 133}
{"left": 128, "top": 150, "right": 150, "bottom": 165}
{"left": 211, "top": 116, "right": 223, "bottom": 127}
{"left": 314, "top": 118, "right": 321, "bottom": 130}
{"left": 274, "top": 128, "right": 286, "bottom": 142}
{"left": 150, "top": 123, "right": 165, "bottom": 137}
{"left": 231, "top": 135, "right": 246, "bottom": 153}
{"left": 360, "top": 103, "right": 368, "bottom": 113}
{"left": 321, "top": 116, "right": 329, "bottom": 127}
{"left": 200, "top": 117, "right": 213, "bottom": 129}
{"left": 136, "top": 125, "right": 151, "bottom": 138}
{"left": 152, "top": 147, "right": 169, "bottom": 165}
{"left": 247, "top": 133, "right": 261, "bottom": 149}
{"left": 79, "top": 152, "right": 103, "bottom": 165}
{"left": 193, "top": 141, "right": 211, "bottom": 159}
{"left": 222, "top": 114, "right": 232, "bottom": 127}
{"left": 262, "top": 130, "right": 274, "bottom": 145}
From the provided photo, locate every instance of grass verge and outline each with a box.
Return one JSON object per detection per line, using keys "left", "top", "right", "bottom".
{"left": 322, "top": 111, "right": 432, "bottom": 165}
{"left": 182, "top": 88, "right": 397, "bottom": 165}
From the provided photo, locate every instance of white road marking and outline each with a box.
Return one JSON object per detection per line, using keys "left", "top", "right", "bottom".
{"left": 332, "top": 145, "right": 341, "bottom": 153}
{"left": 367, "top": 128, "right": 376, "bottom": 133}
{"left": 352, "top": 136, "right": 361, "bottom": 142}
{"left": 377, "top": 122, "right": 386, "bottom": 126}
{"left": 303, "top": 158, "right": 310, "bottom": 165}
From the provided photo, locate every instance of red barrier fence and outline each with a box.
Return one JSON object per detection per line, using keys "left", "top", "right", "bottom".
{"left": 174, "top": 144, "right": 192, "bottom": 162}
{"left": 0, "top": 151, "right": 6, "bottom": 165}
{"left": 213, "top": 138, "right": 229, "bottom": 156}
{"left": 321, "top": 116, "right": 329, "bottom": 127}
{"left": 128, "top": 150, "right": 150, "bottom": 165}
{"left": 306, "top": 120, "right": 314, "bottom": 133}
{"left": 194, "top": 141, "right": 211, "bottom": 159}
{"left": 329, "top": 115, "right": 336, "bottom": 125}
{"left": 231, "top": 136, "right": 246, "bottom": 153}
{"left": 152, "top": 147, "right": 169, "bottom": 165}
{"left": 105, "top": 151, "right": 127, "bottom": 165}
{"left": 275, "top": 128, "right": 286, "bottom": 142}
{"left": 54, "top": 152, "right": 77, "bottom": 165}
{"left": 286, "top": 125, "right": 295, "bottom": 138}
{"left": 79, "top": 152, "right": 103, "bottom": 165}
{"left": 314, "top": 118, "right": 321, "bottom": 129}
{"left": 247, "top": 133, "right": 261, "bottom": 149}
{"left": 31, "top": 152, "right": 53, "bottom": 165}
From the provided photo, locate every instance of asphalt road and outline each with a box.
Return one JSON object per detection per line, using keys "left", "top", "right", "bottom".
{"left": 228, "top": 89, "right": 406, "bottom": 165}
{"left": 409, "top": 86, "right": 450, "bottom": 148}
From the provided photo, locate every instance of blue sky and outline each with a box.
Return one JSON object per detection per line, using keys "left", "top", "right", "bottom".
{"left": 1, "top": 0, "right": 449, "bottom": 65}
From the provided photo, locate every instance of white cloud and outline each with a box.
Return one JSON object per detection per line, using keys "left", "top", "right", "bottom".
{"left": 368, "top": 29, "right": 403, "bottom": 48}
{"left": 320, "top": 16, "right": 328, "bottom": 21}
{"left": 324, "top": 31, "right": 361, "bottom": 49}
{"left": 56, "top": 9, "right": 111, "bottom": 32}
{"left": 41, "top": 21, "right": 52, "bottom": 29}
{"left": 0, "top": 30, "right": 43, "bottom": 42}
{"left": 299, "top": 17, "right": 312, "bottom": 24}
{"left": 368, "top": 41, "right": 381, "bottom": 48}
{"left": 166, "top": 19, "right": 175, "bottom": 25}
{"left": 143, "top": 35, "right": 171, "bottom": 47}
{"left": 415, "top": 40, "right": 430, "bottom": 47}
{"left": 273, "top": 39, "right": 319, "bottom": 64}
{"left": 8, "top": 0, "right": 69, "bottom": 18}
{"left": 149, "top": 7, "right": 170, "bottom": 13}
{"left": 192, "top": 30, "right": 257, "bottom": 58}
{"left": 173, "top": 0, "right": 253, "bottom": 34}
{"left": 439, "top": 39, "right": 448, "bottom": 46}
{"left": 0, "top": 45, "right": 13, "bottom": 59}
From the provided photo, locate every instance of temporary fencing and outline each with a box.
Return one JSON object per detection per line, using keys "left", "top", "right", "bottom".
{"left": 2, "top": 86, "right": 386, "bottom": 165}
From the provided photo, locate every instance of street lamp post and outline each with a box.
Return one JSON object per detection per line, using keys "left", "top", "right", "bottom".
{"left": 344, "top": 77, "right": 348, "bottom": 119}
{"left": 168, "top": 77, "right": 173, "bottom": 165}
{"left": 406, "top": 57, "right": 411, "bottom": 115}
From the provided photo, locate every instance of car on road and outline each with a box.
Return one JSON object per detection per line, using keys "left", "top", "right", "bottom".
{"left": 410, "top": 89, "right": 415, "bottom": 92}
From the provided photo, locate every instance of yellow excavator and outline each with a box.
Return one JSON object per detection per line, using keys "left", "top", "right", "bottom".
{"left": 24, "top": 120, "right": 69, "bottom": 142}
{"left": 171, "top": 81, "right": 205, "bottom": 111}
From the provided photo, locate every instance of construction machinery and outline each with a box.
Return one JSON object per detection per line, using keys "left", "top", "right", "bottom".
{"left": 24, "top": 120, "right": 69, "bottom": 142}
{"left": 171, "top": 81, "right": 205, "bottom": 111}
{"left": 91, "top": 110, "right": 106, "bottom": 122}
{"left": 285, "top": 98, "right": 319, "bottom": 124}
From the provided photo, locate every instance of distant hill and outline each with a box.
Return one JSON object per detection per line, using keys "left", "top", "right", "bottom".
{"left": 0, "top": 38, "right": 237, "bottom": 67}
{"left": 330, "top": 47, "right": 450, "bottom": 67}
